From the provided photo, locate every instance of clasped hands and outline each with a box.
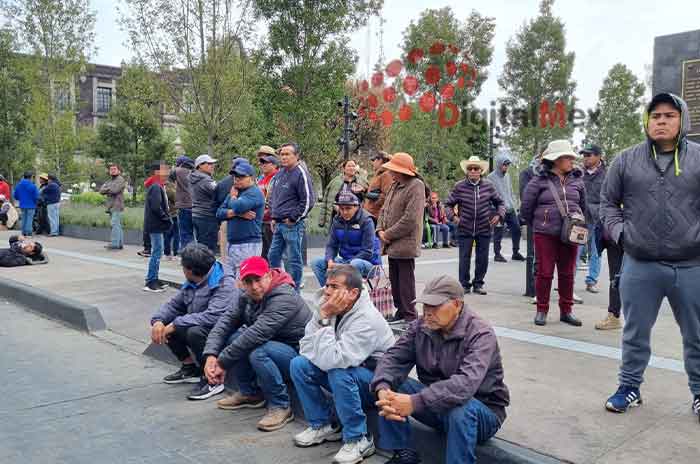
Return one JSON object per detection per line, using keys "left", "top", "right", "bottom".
{"left": 375, "top": 389, "right": 414, "bottom": 422}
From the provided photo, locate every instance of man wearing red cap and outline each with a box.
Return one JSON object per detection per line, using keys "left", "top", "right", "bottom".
{"left": 202, "top": 256, "right": 311, "bottom": 432}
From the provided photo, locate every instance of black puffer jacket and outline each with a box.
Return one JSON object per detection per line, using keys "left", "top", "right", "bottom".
{"left": 202, "top": 269, "right": 311, "bottom": 369}
{"left": 445, "top": 177, "right": 505, "bottom": 237}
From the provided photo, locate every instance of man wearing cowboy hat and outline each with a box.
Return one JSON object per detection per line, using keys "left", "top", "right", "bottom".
{"left": 445, "top": 156, "right": 505, "bottom": 295}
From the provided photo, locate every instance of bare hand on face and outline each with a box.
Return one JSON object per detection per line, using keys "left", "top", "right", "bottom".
{"left": 375, "top": 389, "right": 413, "bottom": 422}
{"left": 320, "top": 288, "right": 353, "bottom": 319}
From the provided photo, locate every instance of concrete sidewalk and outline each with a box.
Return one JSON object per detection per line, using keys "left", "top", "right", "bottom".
{"left": 2, "top": 231, "right": 699, "bottom": 463}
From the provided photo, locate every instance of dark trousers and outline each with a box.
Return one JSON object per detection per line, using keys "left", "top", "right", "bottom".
{"left": 166, "top": 324, "right": 211, "bottom": 367}
{"left": 534, "top": 233, "right": 578, "bottom": 315}
{"left": 458, "top": 234, "right": 490, "bottom": 290}
{"left": 492, "top": 210, "right": 521, "bottom": 255}
{"left": 388, "top": 257, "right": 417, "bottom": 321}
{"left": 261, "top": 222, "right": 273, "bottom": 259}
{"left": 193, "top": 216, "right": 219, "bottom": 254}
{"left": 164, "top": 216, "right": 180, "bottom": 256}
{"left": 143, "top": 230, "right": 151, "bottom": 252}
{"left": 603, "top": 239, "right": 623, "bottom": 317}
{"left": 178, "top": 208, "right": 194, "bottom": 249}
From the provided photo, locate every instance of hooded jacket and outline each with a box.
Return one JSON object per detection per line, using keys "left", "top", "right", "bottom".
{"left": 582, "top": 161, "right": 606, "bottom": 225}
{"left": 325, "top": 207, "right": 381, "bottom": 264}
{"left": 300, "top": 289, "right": 395, "bottom": 372}
{"left": 150, "top": 261, "right": 233, "bottom": 329}
{"left": 202, "top": 269, "right": 312, "bottom": 369}
{"left": 518, "top": 158, "right": 542, "bottom": 201}
{"left": 486, "top": 151, "right": 516, "bottom": 211}
{"left": 445, "top": 177, "right": 506, "bottom": 237}
{"left": 189, "top": 169, "right": 218, "bottom": 219}
{"left": 143, "top": 175, "right": 171, "bottom": 234}
{"left": 601, "top": 93, "right": 700, "bottom": 263}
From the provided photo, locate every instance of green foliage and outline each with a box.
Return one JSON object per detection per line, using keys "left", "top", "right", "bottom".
{"left": 498, "top": 0, "right": 577, "bottom": 164}
{"left": 69, "top": 191, "right": 104, "bottom": 206}
{"left": 61, "top": 203, "right": 144, "bottom": 229}
{"left": 586, "top": 63, "right": 646, "bottom": 158}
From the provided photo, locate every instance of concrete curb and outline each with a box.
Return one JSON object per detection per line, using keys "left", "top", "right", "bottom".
{"left": 0, "top": 277, "right": 106, "bottom": 332}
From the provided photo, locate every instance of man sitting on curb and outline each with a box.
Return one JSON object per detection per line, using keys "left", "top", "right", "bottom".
{"left": 290, "top": 265, "right": 395, "bottom": 464}
{"left": 371, "top": 275, "right": 510, "bottom": 464}
{"left": 149, "top": 243, "right": 233, "bottom": 400}
{"left": 310, "top": 192, "right": 381, "bottom": 287}
{"left": 202, "top": 256, "right": 311, "bottom": 432}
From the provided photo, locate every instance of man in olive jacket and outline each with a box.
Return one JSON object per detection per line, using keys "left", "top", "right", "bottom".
{"left": 203, "top": 256, "right": 311, "bottom": 432}
{"left": 99, "top": 164, "right": 126, "bottom": 250}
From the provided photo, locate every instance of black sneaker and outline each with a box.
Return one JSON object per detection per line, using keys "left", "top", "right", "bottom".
{"left": 494, "top": 254, "right": 507, "bottom": 263}
{"left": 156, "top": 280, "right": 169, "bottom": 290}
{"left": 512, "top": 252, "right": 525, "bottom": 261}
{"left": 104, "top": 244, "right": 123, "bottom": 250}
{"left": 472, "top": 286, "right": 487, "bottom": 295}
{"left": 431, "top": 243, "right": 438, "bottom": 249}
{"left": 163, "top": 364, "right": 201, "bottom": 384}
{"left": 187, "top": 378, "right": 225, "bottom": 400}
{"left": 386, "top": 314, "right": 405, "bottom": 325}
{"left": 143, "top": 281, "right": 166, "bottom": 293}
{"left": 693, "top": 395, "right": 700, "bottom": 422}
{"left": 137, "top": 250, "right": 151, "bottom": 258}
{"left": 385, "top": 449, "right": 421, "bottom": 464}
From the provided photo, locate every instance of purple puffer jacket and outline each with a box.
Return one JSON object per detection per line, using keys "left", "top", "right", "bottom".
{"left": 444, "top": 178, "right": 505, "bottom": 237}
{"left": 520, "top": 168, "right": 586, "bottom": 237}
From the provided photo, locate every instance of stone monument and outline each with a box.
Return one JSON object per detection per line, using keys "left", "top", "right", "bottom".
{"left": 653, "top": 29, "right": 700, "bottom": 143}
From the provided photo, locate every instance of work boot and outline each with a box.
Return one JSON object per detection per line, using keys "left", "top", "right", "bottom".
{"left": 595, "top": 313, "right": 622, "bottom": 330}
{"left": 257, "top": 407, "right": 294, "bottom": 431}
{"left": 216, "top": 391, "right": 265, "bottom": 410}
{"left": 534, "top": 312, "right": 547, "bottom": 326}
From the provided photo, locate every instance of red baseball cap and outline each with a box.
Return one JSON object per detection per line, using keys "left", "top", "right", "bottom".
{"left": 239, "top": 256, "right": 270, "bottom": 280}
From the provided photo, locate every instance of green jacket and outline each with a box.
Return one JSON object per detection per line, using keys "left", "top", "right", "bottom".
{"left": 318, "top": 174, "right": 368, "bottom": 228}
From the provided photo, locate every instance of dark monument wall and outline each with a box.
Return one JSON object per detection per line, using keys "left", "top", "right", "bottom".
{"left": 653, "top": 30, "right": 700, "bottom": 143}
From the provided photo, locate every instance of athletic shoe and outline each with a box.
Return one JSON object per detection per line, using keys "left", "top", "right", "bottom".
{"left": 143, "top": 281, "right": 166, "bottom": 293}
{"left": 137, "top": 250, "right": 151, "bottom": 258}
{"left": 693, "top": 394, "right": 700, "bottom": 416}
{"left": 163, "top": 364, "right": 201, "bottom": 384}
{"left": 605, "top": 385, "right": 642, "bottom": 413}
{"left": 494, "top": 254, "right": 507, "bottom": 263}
{"left": 294, "top": 424, "right": 342, "bottom": 447}
{"left": 385, "top": 449, "right": 421, "bottom": 464}
{"left": 333, "top": 435, "right": 375, "bottom": 464}
{"left": 586, "top": 283, "right": 600, "bottom": 294}
{"left": 217, "top": 392, "right": 266, "bottom": 410}
{"left": 187, "top": 378, "right": 225, "bottom": 400}
{"left": 472, "top": 286, "right": 487, "bottom": 295}
{"left": 595, "top": 313, "right": 622, "bottom": 330}
{"left": 511, "top": 252, "right": 526, "bottom": 261}
{"left": 573, "top": 293, "right": 584, "bottom": 304}
{"left": 104, "top": 245, "right": 123, "bottom": 250}
{"left": 156, "top": 280, "right": 169, "bottom": 290}
{"left": 257, "top": 407, "right": 294, "bottom": 431}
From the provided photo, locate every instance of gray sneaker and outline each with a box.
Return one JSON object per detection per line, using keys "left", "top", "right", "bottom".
{"left": 333, "top": 435, "right": 375, "bottom": 464}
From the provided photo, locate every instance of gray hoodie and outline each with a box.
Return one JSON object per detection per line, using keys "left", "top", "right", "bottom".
{"left": 487, "top": 151, "right": 516, "bottom": 211}
{"left": 300, "top": 289, "right": 395, "bottom": 372}
{"left": 601, "top": 93, "right": 700, "bottom": 263}
{"left": 189, "top": 169, "right": 218, "bottom": 219}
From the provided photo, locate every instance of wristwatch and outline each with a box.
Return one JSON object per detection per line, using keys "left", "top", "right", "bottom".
{"left": 319, "top": 318, "right": 332, "bottom": 327}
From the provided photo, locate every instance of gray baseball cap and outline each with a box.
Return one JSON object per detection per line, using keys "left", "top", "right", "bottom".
{"left": 195, "top": 154, "right": 218, "bottom": 167}
{"left": 413, "top": 275, "right": 464, "bottom": 306}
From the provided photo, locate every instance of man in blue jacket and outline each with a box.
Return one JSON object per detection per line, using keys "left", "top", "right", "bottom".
{"left": 267, "top": 142, "right": 316, "bottom": 290}
{"left": 216, "top": 161, "right": 265, "bottom": 278}
{"left": 311, "top": 192, "right": 380, "bottom": 287}
{"left": 150, "top": 243, "right": 233, "bottom": 400}
{"left": 13, "top": 171, "right": 40, "bottom": 236}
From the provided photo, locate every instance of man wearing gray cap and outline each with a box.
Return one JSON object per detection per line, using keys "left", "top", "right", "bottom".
{"left": 190, "top": 154, "right": 219, "bottom": 253}
{"left": 371, "top": 275, "right": 510, "bottom": 464}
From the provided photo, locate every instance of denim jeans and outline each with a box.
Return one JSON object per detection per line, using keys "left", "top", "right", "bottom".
{"left": 164, "top": 217, "right": 180, "bottom": 256}
{"left": 290, "top": 356, "right": 375, "bottom": 443}
{"left": 20, "top": 208, "right": 35, "bottom": 236}
{"left": 227, "top": 328, "right": 297, "bottom": 408}
{"left": 577, "top": 225, "right": 601, "bottom": 285}
{"left": 310, "top": 256, "right": 374, "bottom": 287}
{"left": 267, "top": 220, "right": 305, "bottom": 290}
{"left": 377, "top": 378, "right": 502, "bottom": 464}
{"left": 47, "top": 203, "right": 60, "bottom": 236}
{"left": 193, "top": 215, "right": 218, "bottom": 254}
{"left": 146, "top": 233, "right": 164, "bottom": 284}
{"left": 110, "top": 211, "right": 123, "bottom": 247}
{"left": 227, "top": 242, "right": 263, "bottom": 278}
{"left": 178, "top": 208, "right": 194, "bottom": 249}
{"left": 430, "top": 223, "right": 450, "bottom": 246}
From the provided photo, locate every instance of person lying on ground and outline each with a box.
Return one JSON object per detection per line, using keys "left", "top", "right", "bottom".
{"left": 0, "top": 235, "right": 48, "bottom": 267}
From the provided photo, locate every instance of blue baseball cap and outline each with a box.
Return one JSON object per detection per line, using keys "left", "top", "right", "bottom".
{"left": 232, "top": 161, "right": 256, "bottom": 177}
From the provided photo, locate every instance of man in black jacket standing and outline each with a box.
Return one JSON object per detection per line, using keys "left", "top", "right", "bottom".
{"left": 143, "top": 161, "right": 172, "bottom": 293}
{"left": 202, "top": 256, "right": 311, "bottom": 432}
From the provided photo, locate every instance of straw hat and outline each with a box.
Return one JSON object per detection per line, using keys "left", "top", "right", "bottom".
{"left": 541, "top": 140, "right": 579, "bottom": 162}
{"left": 460, "top": 156, "right": 488, "bottom": 174}
{"left": 382, "top": 152, "right": 417, "bottom": 177}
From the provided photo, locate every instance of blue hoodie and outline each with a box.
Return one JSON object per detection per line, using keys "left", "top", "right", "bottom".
{"left": 13, "top": 179, "right": 40, "bottom": 209}
{"left": 216, "top": 183, "right": 265, "bottom": 244}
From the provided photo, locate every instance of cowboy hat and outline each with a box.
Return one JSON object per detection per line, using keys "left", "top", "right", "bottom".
{"left": 382, "top": 152, "right": 417, "bottom": 177}
{"left": 460, "top": 156, "right": 488, "bottom": 174}
{"left": 542, "top": 140, "right": 579, "bottom": 162}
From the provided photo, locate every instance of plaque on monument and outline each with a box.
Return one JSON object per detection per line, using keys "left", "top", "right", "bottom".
{"left": 682, "top": 59, "right": 700, "bottom": 137}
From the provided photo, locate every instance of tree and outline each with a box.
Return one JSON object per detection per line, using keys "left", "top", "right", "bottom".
{"left": 121, "top": 0, "right": 257, "bottom": 156}
{"left": 253, "top": 0, "right": 382, "bottom": 195}
{"left": 2, "top": 0, "right": 97, "bottom": 178}
{"left": 498, "top": 0, "right": 576, "bottom": 163}
{"left": 586, "top": 63, "right": 645, "bottom": 157}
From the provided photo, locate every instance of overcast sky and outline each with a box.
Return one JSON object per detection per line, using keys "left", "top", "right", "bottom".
{"left": 95, "top": 0, "right": 699, "bottom": 121}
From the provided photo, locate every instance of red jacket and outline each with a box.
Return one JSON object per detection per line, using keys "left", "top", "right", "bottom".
{"left": 257, "top": 169, "right": 278, "bottom": 223}
{"left": 0, "top": 181, "right": 10, "bottom": 201}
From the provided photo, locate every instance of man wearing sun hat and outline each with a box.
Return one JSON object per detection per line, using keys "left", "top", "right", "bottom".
{"left": 445, "top": 156, "right": 505, "bottom": 296}
{"left": 371, "top": 274, "right": 510, "bottom": 464}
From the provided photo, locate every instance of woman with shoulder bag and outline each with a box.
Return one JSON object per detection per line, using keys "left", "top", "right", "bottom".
{"left": 520, "top": 140, "right": 587, "bottom": 327}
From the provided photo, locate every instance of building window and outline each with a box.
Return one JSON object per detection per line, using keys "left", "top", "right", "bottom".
{"left": 96, "top": 87, "right": 112, "bottom": 113}
{"left": 54, "top": 83, "right": 71, "bottom": 111}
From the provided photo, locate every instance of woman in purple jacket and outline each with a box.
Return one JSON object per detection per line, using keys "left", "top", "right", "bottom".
{"left": 520, "top": 140, "right": 586, "bottom": 327}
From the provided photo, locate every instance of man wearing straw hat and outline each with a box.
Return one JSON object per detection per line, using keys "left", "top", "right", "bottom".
{"left": 445, "top": 156, "right": 505, "bottom": 295}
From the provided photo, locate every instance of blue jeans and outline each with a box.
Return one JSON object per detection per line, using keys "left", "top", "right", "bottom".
{"left": 47, "top": 203, "right": 60, "bottom": 236}
{"left": 577, "top": 225, "right": 601, "bottom": 285}
{"left": 430, "top": 223, "right": 450, "bottom": 246}
{"left": 227, "top": 328, "right": 297, "bottom": 409}
{"left": 110, "top": 211, "right": 123, "bottom": 247}
{"left": 310, "top": 256, "right": 374, "bottom": 287}
{"left": 164, "top": 217, "right": 180, "bottom": 256}
{"left": 178, "top": 208, "right": 194, "bottom": 249}
{"left": 20, "top": 208, "right": 35, "bottom": 236}
{"left": 377, "top": 378, "right": 502, "bottom": 464}
{"left": 193, "top": 215, "right": 218, "bottom": 254}
{"left": 290, "top": 356, "right": 375, "bottom": 443}
{"left": 268, "top": 221, "right": 305, "bottom": 290}
{"left": 146, "top": 233, "right": 164, "bottom": 284}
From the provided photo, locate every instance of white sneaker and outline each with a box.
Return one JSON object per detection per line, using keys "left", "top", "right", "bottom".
{"left": 573, "top": 293, "right": 584, "bottom": 304}
{"left": 333, "top": 436, "right": 375, "bottom": 464}
{"left": 293, "top": 424, "right": 342, "bottom": 447}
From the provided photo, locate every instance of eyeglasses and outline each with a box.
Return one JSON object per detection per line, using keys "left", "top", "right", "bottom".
{"left": 467, "top": 167, "right": 482, "bottom": 172}
{"left": 258, "top": 159, "right": 270, "bottom": 164}
{"left": 582, "top": 153, "right": 595, "bottom": 157}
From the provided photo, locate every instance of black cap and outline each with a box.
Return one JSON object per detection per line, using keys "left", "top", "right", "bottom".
{"left": 579, "top": 143, "right": 602, "bottom": 156}
{"left": 335, "top": 192, "right": 360, "bottom": 206}
{"left": 648, "top": 93, "right": 682, "bottom": 113}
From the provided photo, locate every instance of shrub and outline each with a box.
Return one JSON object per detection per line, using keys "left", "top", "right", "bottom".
{"left": 70, "top": 191, "right": 106, "bottom": 206}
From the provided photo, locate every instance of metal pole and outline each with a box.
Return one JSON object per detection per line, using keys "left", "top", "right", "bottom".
{"left": 488, "top": 121, "right": 494, "bottom": 172}
{"left": 524, "top": 225, "right": 535, "bottom": 297}
{"left": 343, "top": 95, "right": 350, "bottom": 161}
